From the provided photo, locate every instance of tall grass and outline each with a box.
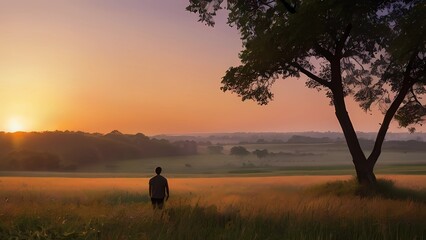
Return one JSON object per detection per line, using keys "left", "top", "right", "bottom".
{"left": 0, "top": 176, "right": 425, "bottom": 239}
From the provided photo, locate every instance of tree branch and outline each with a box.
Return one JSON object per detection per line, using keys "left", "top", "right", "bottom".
{"left": 350, "top": 56, "right": 365, "bottom": 71}
{"left": 314, "top": 43, "right": 334, "bottom": 61}
{"left": 336, "top": 23, "right": 352, "bottom": 58}
{"left": 291, "top": 62, "right": 331, "bottom": 88}
{"left": 262, "top": 0, "right": 276, "bottom": 9}
{"left": 342, "top": 49, "right": 356, "bottom": 58}
{"left": 368, "top": 53, "right": 417, "bottom": 166}
{"left": 410, "top": 87, "right": 425, "bottom": 107}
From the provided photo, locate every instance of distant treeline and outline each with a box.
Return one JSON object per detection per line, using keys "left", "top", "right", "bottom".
{"left": 0, "top": 131, "right": 197, "bottom": 171}
{"left": 240, "top": 135, "right": 426, "bottom": 151}
{"left": 155, "top": 132, "right": 426, "bottom": 144}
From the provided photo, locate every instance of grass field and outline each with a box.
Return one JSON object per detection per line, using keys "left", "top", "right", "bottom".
{"left": 0, "top": 175, "right": 425, "bottom": 239}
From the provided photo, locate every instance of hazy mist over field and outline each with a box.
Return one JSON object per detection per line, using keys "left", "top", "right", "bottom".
{"left": 0, "top": 130, "right": 424, "bottom": 177}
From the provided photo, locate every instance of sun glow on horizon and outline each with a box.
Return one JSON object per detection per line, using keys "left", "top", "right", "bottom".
{"left": 5, "top": 117, "right": 26, "bottom": 132}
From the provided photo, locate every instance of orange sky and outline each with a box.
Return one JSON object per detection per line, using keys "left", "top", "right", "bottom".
{"left": 0, "top": 0, "right": 424, "bottom": 135}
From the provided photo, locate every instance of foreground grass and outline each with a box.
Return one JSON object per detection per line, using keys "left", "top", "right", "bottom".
{"left": 0, "top": 176, "right": 425, "bottom": 239}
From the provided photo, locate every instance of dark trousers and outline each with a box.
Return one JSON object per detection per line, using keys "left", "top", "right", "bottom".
{"left": 151, "top": 198, "right": 165, "bottom": 209}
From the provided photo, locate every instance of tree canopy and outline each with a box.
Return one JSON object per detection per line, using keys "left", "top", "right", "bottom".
{"left": 188, "top": 0, "right": 425, "bottom": 184}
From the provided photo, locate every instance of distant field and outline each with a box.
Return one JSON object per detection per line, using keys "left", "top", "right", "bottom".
{"left": 106, "top": 142, "right": 426, "bottom": 175}
{"left": 0, "top": 175, "right": 425, "bottom": 239}
{"left": 1, "top": 142, "right": 424, "bottom": 177}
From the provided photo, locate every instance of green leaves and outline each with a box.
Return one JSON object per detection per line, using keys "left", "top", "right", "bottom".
{"left": 188, "top": 0, "right": 425, "bottom": 129}
{"left": 221, "top": 66, "right": 275, "bottom": 105}
{"left": 186, "top": 0, "right": 224, "bottom": 27}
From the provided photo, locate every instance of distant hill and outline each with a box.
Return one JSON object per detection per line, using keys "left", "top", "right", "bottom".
{"left": 153, "top": 132, "right": 426, "bottom": 144}
{"left": 287, "top": 135, "right": 334, "bottom": 144}
{"left": 0, "top": 131, "right": 197, "bottom": 171}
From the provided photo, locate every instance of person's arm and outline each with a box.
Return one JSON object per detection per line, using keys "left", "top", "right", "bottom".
{"left": 165, "top": 180, "right": 169, "bottom": 201}
{"left": 149, "top": 182, "right": 152, "bottom": 198}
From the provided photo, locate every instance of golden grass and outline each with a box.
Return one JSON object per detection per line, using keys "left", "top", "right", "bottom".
{"left": 0, "top": 174, "right": 424, "bottom": 192}
{"left": 1, "top": 175, "right": 424, "bottom": 218}
{"left": 0, "top": 175, "right": 425, "bottom": 239}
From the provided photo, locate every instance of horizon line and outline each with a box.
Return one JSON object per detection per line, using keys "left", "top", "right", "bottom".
{"left": 1, "top": 129, "right": 424, "bottom": 136}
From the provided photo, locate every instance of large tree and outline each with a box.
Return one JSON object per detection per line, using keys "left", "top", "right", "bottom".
{"left": 187, "top": 0, "right": 425, "bottom": 184}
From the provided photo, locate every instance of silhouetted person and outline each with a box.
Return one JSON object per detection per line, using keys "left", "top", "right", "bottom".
{"left": 149, "top": 167, "right": 169, "bottom": 209}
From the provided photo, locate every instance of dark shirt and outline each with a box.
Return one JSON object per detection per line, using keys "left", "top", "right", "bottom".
{"left": 149, "top": 175, "right": 169, "bottom": 199}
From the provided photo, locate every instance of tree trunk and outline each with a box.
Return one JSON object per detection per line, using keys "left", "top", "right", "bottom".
{"left": 333, "top": 96, "right": 377, "bottom": 184}
{"left": 330, "top": 59, "right": 377, "bottom": 185}
{"left": 354, "top": 161, "right": 377, "bottom": 185}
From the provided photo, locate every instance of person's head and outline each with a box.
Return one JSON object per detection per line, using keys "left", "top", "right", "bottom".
{"left": 155, "top": 167, "right": 162, "bottom": 175}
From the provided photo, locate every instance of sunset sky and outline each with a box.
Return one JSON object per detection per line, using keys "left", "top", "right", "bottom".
{"left": 1, "top": 0, "right": 424, "bottom": 135}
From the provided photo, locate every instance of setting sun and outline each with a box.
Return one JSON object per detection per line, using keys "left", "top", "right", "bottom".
{"left": 6, "top": 117, "right": 25, "bottom": 132}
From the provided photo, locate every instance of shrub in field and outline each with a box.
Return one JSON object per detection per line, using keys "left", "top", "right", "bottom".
{"left": 308, "top": 178, "right": 426, "bottom": 201}
{"left": 252, "top": 149, "right": 269, "bottom": 159}
{"left": 230, "top": 146, "right": 250, "bottom": 156}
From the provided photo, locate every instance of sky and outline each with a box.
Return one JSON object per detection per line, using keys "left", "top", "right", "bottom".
{"left": 0, "top": 0, "right": 424, "bottom": 135}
